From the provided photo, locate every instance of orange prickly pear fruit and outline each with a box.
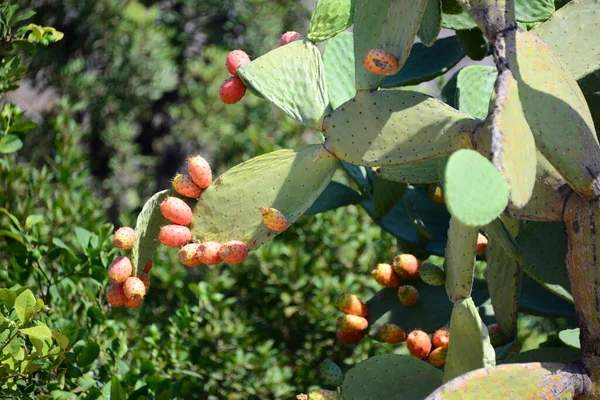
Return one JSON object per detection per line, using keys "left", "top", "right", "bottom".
{"left": 397, "top": 285, "right": 419, "bottom": 306}
{"left": 428, "top": 184, "right": 445, "bottom": 204}
{"left": 378, "top": 323, "right": 407, "bottom": 343}
{"left": 338, "top": 314, "right": 368, "bottom": 333}
{"left": 307, "top": 389, "right": 339, "bottom": 400}
{"left": 476, "top": 233, "right": 488, "bottom": 256}
{"left": 226, "top": 50, "right": 251, "bottom": 76}
{"left": 428, "top": 347, "right": 448, "bottom": 367}
{"left": 139, "top": 273, "right": 150, "bottom": 292}
{"left": 113, "top": 227, "right": 136, "bottom": 250}
{"left": 280, "top": 31, "right": 302, "bottom": 46}
{"left": 259, "top": 207, "right": 289, "bottom": 232}
{"left": 336, "top": 329, "right": 365, "bottom": 344}
{"left": 371, "top": 263, "right": 401, "bottom": 288}
{"left": 488, "top": 323, "right": 509, "bottom": 347}
{"left": 108, "top": 256, "right": 132, "bottom": 284}
{"left": 433, "top": 327, "right": 450, "bottom": 349}
{"left": 143, "top": 260, "right": 153, "bottom": 274}
{"left": 407, "top": 330, "right": 432, "bottom": 359}
{"left": 123, "top": 276, "right": 146, "bottom": 300}
{"left": 197, "top": 241, "right": 222, "bottom": 265}
{"left": 106, "top": 283, "right": 126, "bottom": 307}
{"left": 178, "top": 243, "right": 202, "bottom": 267}
{"left": 392, "top": 253, "right": 420, "bottom": 279}
{"left": 159, "top": 225, "right": 191, "bottom": 248}
{"left": 124, "top": 295, "right": 143, "bottom": 309}
{"left": 337, "top": 294, "right": 368, "bottom": 317}
{"left": 188, "top": 154, "right": 212, "bottom": 189}
{"left": 160, "top": 196, "right": 193, "bottom": 226}
{"left": 362, "top": 49, "right": 399, "bottom": 75}
{"left": 219, "top": 240, "right": 248, "bottom": 264}
{"left": 172, "top": 173, "right": 202, "bottom": 198}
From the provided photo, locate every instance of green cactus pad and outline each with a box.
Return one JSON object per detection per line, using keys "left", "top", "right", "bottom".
{"left": 506, "top": 28, "right": 600, "bottom": 199}
{"left": 532, "top": 0, "right": 600, "bottom": 92}
{"left": 519, "top": 274, "right": 575, "bottom": 318}
{"left": 456, "top": 65, "right": 497, "bottom": 120}
{"left": 443, "top": 149, "right": 510, "bottom": 227}
{"left": 366, "top": 278, "right": 489, "bottom": 337}
{"left": 320, "top": 359, "right": 344, "bottom": 387}
{"left": 417, "top": 0, "right": 442, "bottom": 47}
{"left": 558, "top": 329, "right": 581, "bottom": 349}
{"left": 515, "top": 0, "right": 555, "bottom": 23}
{"left": 372, "top": 177, "right": 406, "bottom": 218}
{"left": 489, "top": 71, "right": 537, "bottom": 209}
{"left": 305, "top": 181, "right": 362, "bottom": 215}
{"left": 324, "top": 91, "right": 476, "bottom": 167}
{"left": 485, "top": 237, "right": 521, "bottom": 338}
{"left": 308, "top": 0, "right": 354, "bottom": 42}
{"left": 444, "top": 218, "right": 478, "bottom": 302}
{"left": 429, "top": 362, "right": 582, "bottom": 399}
{"left": 481, "top": 218, "right": 519, "bottom": 260}
{"left": 323, "top": 32, "right": 356, "bottom": 110}
{"left": 237, "top": 40, "right": 329, "bottom": 130}
{"left": 353, "top": 0, "right": 428, "bottom": 90}
{"left": 504, "top": 347, "right": 580, "bottom": 364}
{"left": 444, "top": 297, "right": 496, "bottom": 382}
{"left": 455, "top": 28, "right": 489, "bottom": 61}
{"left": 382, "top": 36, "right": 465, "bottom": 88}
{"left": 420, "top": 262, "right": 446, "bottom": 286}
{"left": 375, "top": 157, "right": 441, "bottom": 184}
{"left": 341, "top": 354, "right": 443, "bottom": 400}
{"left": 191, "top": 145, "right": 338, "bottom": 250}
{"left": 441, "top": 7, "right": 478, "bottom": 30}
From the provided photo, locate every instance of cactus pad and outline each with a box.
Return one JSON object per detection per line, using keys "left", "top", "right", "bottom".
{"left": 382, "top": 37, "right": 465, "bottom": 88}
{"left": 323, "top": 32, "right": 356, "bottom": 110}
{"left": 456, "top": 65, "right": 497, "bottom": 120}
{"left": 559, "top": 329, "right": 581, "bottom": 349}
{"left": 519, "top": 273, "right": 575, "bottom": 318}
{"left": 191, "top": 145, "right": 338, "bottom": 250}
{"left": 341, "top": 354, "right": 443, "bottom": 400}
{"left": 515, "top": 0, "right": 555, "bottom": 23}
{"left": 305, "top": 181, "right": 362, "bottom": 215}
{"left": 444, "top": 218, "right": 478, "bottom": 302}
{"left": 506, "top": 28, "right": 600, "bottom": 199}
{"left": 504, "top": 347, "right": 580, "bottom": 364}
{"left": 353, "top": 0, "right": 428, "bottom": 90}
{"left": 489, "top": 71, "right": 537, "bottom": 208}
{"left": 455, "top": 28, "right": 489, "bottom": 61}
{"left": 372, "top": 177, "right": 406, "bottom": 218}
{"left": 324, "top": 91, "right": 476, "bottom": 167}
{"left": 443, "top": 149, "right": 510, "bottom": 227}
{"left": 237, "top": 40, "right": 329, "bottom": 130}
{"left": 443, "top": 297, "right": 496, "bottom": 382}
{"left": 308, "top": 0, "right": 354, "bottom": 42}
{"left": 442, "top": 7, "right": 478, "bottom": 30}
{"left": 417, "top": 0, "right": 442, "bottom": 47}
{"left": 375, "top": 157, "right": 442, "bottom": 184}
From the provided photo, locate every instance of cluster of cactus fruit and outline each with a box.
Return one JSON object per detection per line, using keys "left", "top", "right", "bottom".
{"left": 107, "top": 0, "right": 600, "bottom": 397}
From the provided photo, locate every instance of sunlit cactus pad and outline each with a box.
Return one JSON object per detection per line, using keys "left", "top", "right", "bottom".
{"left": 191, "top": 145, "right": 338, "bottom": 250}
{"left": 456, "top": 65, "right": 497, "bottom": 120}
{"left": 444, "top": 218, "right": 478, "bottom": 302}
{"left": 307, "top": 0, "right": 354, "bottom": 42}
{"left": 323, "top": 31, "right": 355, "bottom": 109}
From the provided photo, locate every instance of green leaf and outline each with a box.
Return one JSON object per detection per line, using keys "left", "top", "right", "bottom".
{"left": 0, "top": 288, "right": 16, "bottom": 310}
{"left": 52, "top": 330, "right": 69, "bottom": 349}
{"left": 558, "top": 328, "right": 580, "bottom": 349}
{"left": 417, "top": 0, "right": 442, "bottom": 46}
{"left": 323, "top": 31, "right": 356, "bottom": 110}
{"left": 444, "top": 150, "right": 509, "bottom": 227}
{"left": 24, "top": 214, "right": 43, "bottom": 230}
{"left": 50, "top": 391, "right": 78, "bottom": 400}
{"left": 14, "top": 289, "right": 36, "bottom": 323}
{"left": 0, "top": 134, "right": 23, "bottom": 153}
{"left": 20, "top": 324, "right": 52, "bottom": 339}
{"left": 74, "top": 227, "right": 93, "bottom": 251}
{"left": 308, "top": 0, "right": 354, "bottom": 42}
{"left": 77, "top": 340, "right": 100, "bottom": 367}
{"left": 372, "top": 177, "right": 406, "bottom": 218}
{"left": 456, "top": 65, "right": 497, "bottom": 120}
{"left": 111, "top": 376, "right": 126, "bottom": 400}
{"left": 305, "top": 181, "right": 362, "bottom": 215}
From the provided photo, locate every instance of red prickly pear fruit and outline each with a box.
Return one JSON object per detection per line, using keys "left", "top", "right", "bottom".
{"left": 219, "top": 76, "right": 247, "bottom": 104}
{"left": 378, "top": 323, "right": 407, "bottom": 343}
{"left": 259, "top": 207, "right": 289, "bottom": 232}
{"left": 219, "top": 240, "right": 248, "bottom": 264}
{"left": 178, "top": 243, "right": 202, "bottom": 267}
{"left": 428, "top": 184, "right": 445, "bottom": 204}
{"left": 428, "top": 347, "right": 448, "bottom": 367}
{"left": 172, "top": 173, "right": 202, "bottom": 198}
{"left": 160, "top": 196, "right": 193, "bottom": 226}
{"left": 108, "top": 256, "right": 133, "bottom": 284}
{"left": 197, "top": 241, "right": 222, "bottom": 265}
{"left": 476, "top": 233, "right": 488, "bottom": 256}
{"left": 124, "top": 295, "right": 143, "bottom": 309}
{"left": 487, "top": 323, "right": 509, "bottom": 347}
{"left": 433, "top": 327, "right": 450, "bottom": 349}
{"left": 106, "top": 283, "right": 126, "bottom": 307}
{"left": 307, "top": 389, "right": 339, "bottom": 400}
{"left": 188, "top": 155, "right": 213, "bottom": 189}
{"left": 123, "top": 276, "right": 146, "bottom": 300}
{"left": 371, "top": 263, "right": 401, "bottom": 288}
{"left": 397, "top": 285, "right": 419, "bottom": 306}
{"left": 143, "top": 260, "right": 153, "bottom": 274}
{"left": 159, "top": 225, "right": 192, "bottom": 248}
{"left": 362, "top": 49, "right": 399, "bottom": 75}
{"left": 392, "top": 253, "right": 421, "bottom": 279}
{"left": 139, "top": 273, "right": 150, "bottom": 292}
{"left": 280, "top": 31, "right": 302, "bottom": 46}
{"left": 338, "top": 314, "right": 368, "bottom": 333}
{"left": 226, "top": 50, "right": 251, "bottom": 76}
{"left": 113, "top": 227, "right": 136, "bottom": 250}
{"left": 407, "top": 330, "right": 432, "bottom": 359}
{"left": 336, "top": 328, "right": 365, "bottom": 344}
{"left": 337, "top": 294, "right": 368, "bottom": 317}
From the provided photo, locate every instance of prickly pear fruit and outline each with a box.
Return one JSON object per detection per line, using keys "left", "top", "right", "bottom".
{"left": 362, "top": 49, "right": 399, "bottom": 75}
{"left": 219, "top": 240, "right": 248, "bottom": 264}
{"left": 124, "top": 295, "right": 143, "bottom": 309}
{"left": 226, "top": 50, "right": 251, "bottom": 76}
{"left": 407, "top": 330, "right": 432, "bottom": 359}
{"left": 139, "top": 273, "right": 150, "bottom": 292}
{"left": 338, "top": 315, "right": 368, "bottom": 333}
{"left": 178, "top": 243, "right": 202, "bottom": 267}
{"left": 442, "top": 0, "right": 463, "bottom": 14}
{"left": 160, "top": 196, "right": 193, "bottom": 226}
{"left": 429, "top": 184, "right": 445, "bottom": 205}
{"left": 488, "top": 323, "right": 509, "bottom": 347}
{"left": 143, "top": 260, "right": 153, "bottom": 274}
{"left": 392, "top": 254, "right": 420, "bottom": 279}
{"left": 379, "top": 323, "right": 407, "bottom": 343}
{"left": 419, "top": 262, "right": 445, "bottom": 286}
{"left": 371, "top": 263, "right": 401, "bottom": 288}
{"left": 108, "top": 256, "right": 133, "bottom": 284}
{"left": 336, "top": 329, "right": 365, "bottom": 344}
{"left": 106, "top": 283, "right": 126, "bottom": 307}
{"left": 172, "top": 173, "right": 202, "bottom": 198}
{"left": 188, "top": 155, "right": 213, "bottom": 189}
{"left": 337, "top": 294, "right": 368, "bottom": 317}
{"left": 428, "top": 347, "right": 448, "bottom": 367}
{"left": 197, "top": 241, "right": 222, "bottom": 265}
{"left": 319, "top": 359, "right": 344, "bottom": 387}
{"left": 113, "top": 227, "right": 136, "bottom": 250}
{"left": 308, "top": 389, "right": 339, "bottom": 400}
{"left": 159, "top": 225, "right": 192, "bottom": 248}
{"left": 397, "top": 285, "right": 419, "bottom": 306}
{"left": 433, "top": 327, "right": 450, "bottom": 349}
{"left": 280, "top": 31, "right": 302, "bottom": 46}
{"left": 219, "top": 76, "right": 247, "bottom": 104}
{"left": 476, "top": 233, "right": 488, "bottom": 256}
{"left": 123, "top": 276, "right": 146, "bottom": 300}
{"left": 259, "top": 207, "right": 289, "bottom": 232}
